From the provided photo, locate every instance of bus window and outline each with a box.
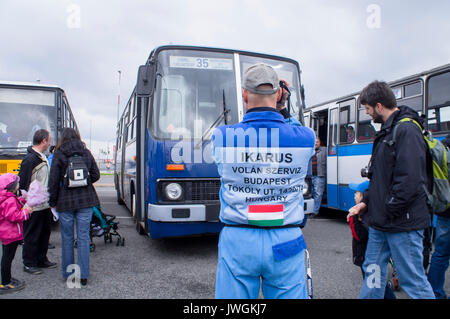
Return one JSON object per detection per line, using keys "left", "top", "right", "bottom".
{"left": 128, "top": 96, "right": 136, "bottom": 141}
{"left": 392, "top": 81, "right": 423, "bottom": 112}
{"left": 428, "top": 71, "right": 450, "bottom": 133}
{"left": 65, "top": 108, "right": 70, "bottom": 127}
{"left": 405, "top": 81, "right": 421, "bottom": 97}
{"left": 357, "top": 104, "right": 381, "bottom": 142}
{"left": 328, "top": 108, "right": 338, "bottom": 155}
{"left": 240, "top": 55, "right": 302, "bottom": 118}
{"left": 338, "top": 99, "right": 355, "bottom": 144}
{"left": 392, "top": 86, "right": 402, "bottom": 99}
{"left": 0, "top": 88, "right": 56, "bottom": 149}
{"left": 152, "top": 50, "right": 238, "bottom": 140}
{"left": 304, "top": 114, "right": 310, "bottom": 128}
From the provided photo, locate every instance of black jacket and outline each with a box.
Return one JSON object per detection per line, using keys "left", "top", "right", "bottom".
{"left": 362, "top": 106, "right": 431, "bottom": 232}
{"left": 48, "top": 140, "right": 100, "bottom": 212}
{"left": 18, "top": 146, "right": 47, "bottom": 191}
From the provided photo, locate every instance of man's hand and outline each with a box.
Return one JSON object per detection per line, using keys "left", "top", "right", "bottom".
{"left": 346, "top": 202, "right": 367, "bottom": 222}
{"left": 277, "top": 79, "right": 290, "bottom": 110}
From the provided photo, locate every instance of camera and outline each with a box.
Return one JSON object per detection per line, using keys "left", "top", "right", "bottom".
{"left": 360, "top": 166, "right": 371, "bottom": 179}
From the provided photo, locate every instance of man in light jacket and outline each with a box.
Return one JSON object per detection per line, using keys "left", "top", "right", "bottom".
{"left": 18, "top": 129, "right": 56, "bottom": 275}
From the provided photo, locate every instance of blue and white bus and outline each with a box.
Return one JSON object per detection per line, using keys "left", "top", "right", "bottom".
{"left": 304, "top": 63, "right": 450, "bottom": 213}
{"left": 114, "top": 45, "right": 314, "bottom": 238}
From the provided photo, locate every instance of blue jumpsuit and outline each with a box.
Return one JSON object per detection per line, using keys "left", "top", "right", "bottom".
{"left": 212, "top": 108, "right": 315, "bottom": 299}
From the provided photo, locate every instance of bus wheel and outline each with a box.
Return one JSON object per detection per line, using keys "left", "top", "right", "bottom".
{"left": 135, "top": 215, "right": 147, "bottom": 235}
{"left": 117, "top": 189, "right": 125, "bottom": 205}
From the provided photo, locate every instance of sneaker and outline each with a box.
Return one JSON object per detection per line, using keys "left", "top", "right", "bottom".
{"left": 37, "top": 261, "right": 57, "bottom": 269}
{"left": 0, "top": 280, "right": 25, "bottom": 294}
{"left": 23, "top": 266, "right": 43, "bottom": 275}
{"left": 10, "top": 278, "right": 25, "bottom": 287}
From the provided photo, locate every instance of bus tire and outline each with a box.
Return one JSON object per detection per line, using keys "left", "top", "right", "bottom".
{"left": 117, "top": 190, "right": 125, "bottom": 205}
{"left": 115, "top": 175, "right": 125, "bottom": 205}
{"left": 136, "top": 220, "right": 147, "bottom": 236}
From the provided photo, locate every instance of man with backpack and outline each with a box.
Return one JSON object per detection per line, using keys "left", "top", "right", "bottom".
{"left": 18, "top": 129, "right": 57, "bottom": 275}
{"left": 427, "top": 134, "right": 450, "bottom": 299}
{"left": 347, "top": 81, "right": 435, "bottom": 299}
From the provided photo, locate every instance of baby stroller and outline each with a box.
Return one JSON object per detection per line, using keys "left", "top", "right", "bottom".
{"left": 74, "top": 206, "right": 125, "bottom": 252}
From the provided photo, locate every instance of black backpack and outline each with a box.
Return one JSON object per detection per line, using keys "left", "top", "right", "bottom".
{"left": 64, "top": 154, "right": 90, "bottom": 188}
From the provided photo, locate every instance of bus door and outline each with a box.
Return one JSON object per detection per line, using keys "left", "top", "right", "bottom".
{"left": 135, "top": 95, "right": 150, "bottom": 234}
{"left": 327, "top": 106, "right": 339, "bottom": 209}
{"left": 337, "top": 99, "right": 356, "bottom": 211}
{"left": 120, "top": 116, "right": 127, "bottom": 203}
{"left": 304, "top": 110, "right": 311, "bottom": 128}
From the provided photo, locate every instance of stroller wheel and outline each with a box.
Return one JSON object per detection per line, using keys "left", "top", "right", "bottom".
{"left": 121, "top": 238, "right": 125, "bottom": 246}
{"left": 116, "top": 238, "right": 121, "bottom": 246}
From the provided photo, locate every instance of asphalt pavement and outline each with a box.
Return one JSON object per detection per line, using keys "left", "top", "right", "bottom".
{"left": 1, "top": 175, "right": 448, "bottom": 299}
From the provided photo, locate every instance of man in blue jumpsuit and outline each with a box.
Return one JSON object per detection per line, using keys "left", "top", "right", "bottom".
{"left": 212, "top": 63, "right": 315, "bottom": 299}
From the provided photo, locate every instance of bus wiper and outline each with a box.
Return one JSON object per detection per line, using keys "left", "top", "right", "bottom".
{"left": 195, "top": 90, "right": 229, "bottom": 149}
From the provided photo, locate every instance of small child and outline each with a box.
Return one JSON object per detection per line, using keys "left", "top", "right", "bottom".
{"left": 0, "top": 173, "right": 33, "bottom": 294}
{"left": 348, "top": 181, "right": 370, "bottom": 270}
{"left": 348, "top": 180, "right": 396, "bottom": 299}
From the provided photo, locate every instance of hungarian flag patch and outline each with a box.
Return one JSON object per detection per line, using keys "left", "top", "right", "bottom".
{"left": 248, "top": 204, "right": 284, "bottom": 227}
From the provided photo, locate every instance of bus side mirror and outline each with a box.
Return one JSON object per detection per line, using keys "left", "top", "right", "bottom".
{"left": 136, "top": 64, "right": 155, "bottom": 97}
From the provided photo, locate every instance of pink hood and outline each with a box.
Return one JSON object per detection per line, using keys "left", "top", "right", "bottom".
{"left": 0, "top": 173, "right": 19, "bottom": 190}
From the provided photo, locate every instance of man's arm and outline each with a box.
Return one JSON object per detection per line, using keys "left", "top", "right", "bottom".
{"left": 18, "top": 157, "right": 33, "bottom": 191}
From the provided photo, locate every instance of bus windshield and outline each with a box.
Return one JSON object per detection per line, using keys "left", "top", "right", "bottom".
{"left": 239, "top": 55, "right": 302, "bottom": 116}
{"left": 0, "top": 87, "right": 56, "bottom": 150}
{"left": 152, "top": 49, "right": 239, "bottom": 140}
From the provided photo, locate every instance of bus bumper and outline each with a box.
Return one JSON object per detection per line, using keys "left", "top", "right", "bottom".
{"left": 303, "top": 198, "right": 314, "bottom": 215}
{"left": 148, "top": 203, "right": 220, "bottom": 222}
{"left": 148, "top": 203, "right": 223, "bottom": 239}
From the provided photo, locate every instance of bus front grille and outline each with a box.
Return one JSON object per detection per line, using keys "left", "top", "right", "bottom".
{"left": 191, "top": 180, "right": 221, "bottom": 202}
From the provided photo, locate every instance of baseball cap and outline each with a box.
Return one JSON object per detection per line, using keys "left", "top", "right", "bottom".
{"left": 243, "top": 63, "right": 280, "bottom": 95}
{"left": 349, "top": 180, "right": 369, "bottom": 193}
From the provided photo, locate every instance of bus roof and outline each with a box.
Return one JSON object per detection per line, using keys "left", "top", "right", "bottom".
{"left": 146, "top": 45, "right": 301, "bottom": 67}
{"left": 306, "top": 62, "right": 450, "bottom": 110}
{"left": 0, "top": 80, "right": 62, "bottom": 90}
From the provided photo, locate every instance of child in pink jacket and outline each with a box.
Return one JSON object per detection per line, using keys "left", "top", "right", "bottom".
{"left": 0, "top": 173, "right": 33, "bottom": 294}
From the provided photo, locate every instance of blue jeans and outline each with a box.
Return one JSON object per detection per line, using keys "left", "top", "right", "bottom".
{"left": 360, "top": 227, "right": 435, "bottom": 299}
{"left": 59, "top": 208, "right": 93, "bottom": 279}
{"left": 311, "top": 176, "right": 325, "bottom": 214}
{"left": 427, "top": 216, "right": 450, "bottom": 299}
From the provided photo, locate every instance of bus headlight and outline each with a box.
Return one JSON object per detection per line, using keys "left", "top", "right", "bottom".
{"left": 303, "top": 181, "right": 309, "bottom": 195}
{"left": 165, "top": 183, "right": 183, "bottom": 200}
{"left": 302, "top": 177, "right": 312, "bottom": 198}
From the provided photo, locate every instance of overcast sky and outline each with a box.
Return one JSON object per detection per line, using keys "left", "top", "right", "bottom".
{"left": 1, "top": 0, "right": 449, "bottom": 157}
